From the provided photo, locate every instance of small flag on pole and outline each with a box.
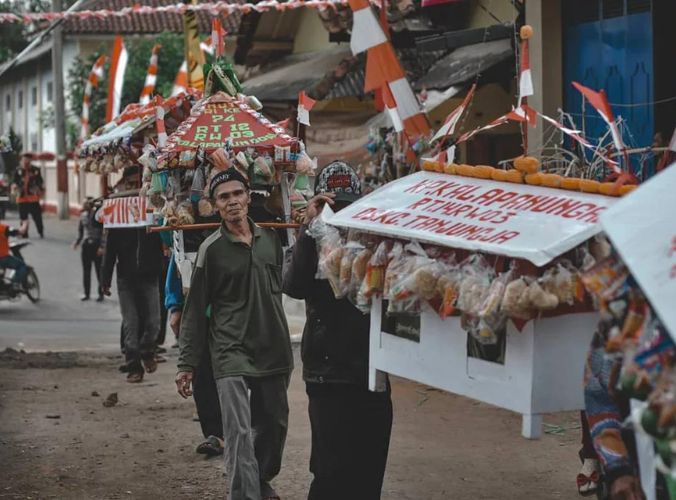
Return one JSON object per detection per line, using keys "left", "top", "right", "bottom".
{"left": 211, "top": 18, "right": 226, "bottom": 57}
{"left": 297, "top": 91, "right": 316, "bottom": 126}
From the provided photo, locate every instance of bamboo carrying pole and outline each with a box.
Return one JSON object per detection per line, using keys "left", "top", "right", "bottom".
{"left": 147, "top": 222, "right": 300, "bottom": 233}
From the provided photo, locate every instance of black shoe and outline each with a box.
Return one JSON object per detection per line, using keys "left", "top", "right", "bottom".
{"left": 80, "top": 295, "right": 90, "bottom": 301}
{"left": 39, "top": 233, "right": 44, "bottom": 239}
{"left": 96, "top": 296, "right": 104, "bottom": 302}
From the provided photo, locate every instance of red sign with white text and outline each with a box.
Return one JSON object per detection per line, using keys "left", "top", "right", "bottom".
{"left": 98, "top": 196, "right": 152, "bottom": 228}
{"left": 325, "top": 171, "right": 618, "bottom": 266}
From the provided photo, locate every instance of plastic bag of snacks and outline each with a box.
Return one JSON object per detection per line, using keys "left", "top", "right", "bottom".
{"left": 526, "top": 279, "right": 559, "bottom": 311}
{"left": 456, "top": 255, "right": 494, "bottom": 316}
{"left": 384, "top": 242, "right": 421, "bottom": 316}
{"left": 364, "top": 240, "right": 390, "bottom": 298}
{"left": 541, "top": 262, "right": 577, "bottom": 306}
{"left": 337, "top": 242, "right": 363, "bottom": 299}
{"left": 253, "top": 155, "right": 274, "bottom": 184}
{"left": 500, "top": 276, "right": 534, "bottom": 320}
{"left": 436, "top": 262, "right": 462, "bottom": 318}
{"left": 350, "top": 247, "right": 373, "bottom": 297}
{"left": 478, "top": 269, "right": 512, "bottom": 318}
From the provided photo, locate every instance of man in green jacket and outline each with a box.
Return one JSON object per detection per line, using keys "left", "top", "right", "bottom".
{"left": 176, "top": 167, "right": 293, "bottom": 500}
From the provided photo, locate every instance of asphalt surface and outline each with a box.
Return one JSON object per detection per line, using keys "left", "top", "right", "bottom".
{"left": 0, "top": 210, "right": 305, "bottom": 352}
{"left": 0, "top": 211, "right": 125, "bottom": 351}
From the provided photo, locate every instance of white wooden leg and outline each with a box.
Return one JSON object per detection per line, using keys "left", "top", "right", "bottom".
{"left": 521, "top": 414, "right": 543, "bottom": 439}
{"left": 369, "top": 368, "right": 387, "bottom": 392}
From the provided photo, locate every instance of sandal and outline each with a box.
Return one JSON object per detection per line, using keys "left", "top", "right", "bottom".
{"left": 196, "top": 435, "right": 224, "bottom": 457}
{"left": 143, "top": 357, "right": 158, "bottom": 374}
{"left": 577, "top": 459, "right": 600, "bottom": 496}
{"left": 126, "top": 372, "right": 144, "bottom": 383}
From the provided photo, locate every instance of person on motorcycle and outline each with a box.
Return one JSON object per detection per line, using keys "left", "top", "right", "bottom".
{"left": 0, "top": 219, "right": 28, "bottom": 289}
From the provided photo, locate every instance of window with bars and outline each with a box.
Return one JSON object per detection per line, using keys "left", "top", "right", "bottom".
{"left": 31, "top": 86, "right": 37, "bottom": 106}
{"left": 565, "top": 0, "right": 652, "bottom": 24}
{"left": 4, "top": 94, "right": 9, "bottom": 111}
{"left": 46, "top": 81, "right": 53, "bottom": 103}
{"left": 18, "top": 90, "right": 23, "bottom": 109}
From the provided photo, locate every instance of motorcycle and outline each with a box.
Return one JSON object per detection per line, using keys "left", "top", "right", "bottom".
{"left": 0, "top": 240, "right": 40, "bottom": 302}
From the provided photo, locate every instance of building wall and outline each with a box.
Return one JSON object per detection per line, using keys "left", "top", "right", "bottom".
{"left": 292, "top": 10, "right": 334, "bottom": 54}
{"left": 0, "top": 39, "right": 81, "bottom": 155}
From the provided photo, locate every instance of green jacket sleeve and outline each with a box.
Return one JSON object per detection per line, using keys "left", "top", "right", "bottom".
{"left": 177, "top": 247, "right": 209, "bottom": 373}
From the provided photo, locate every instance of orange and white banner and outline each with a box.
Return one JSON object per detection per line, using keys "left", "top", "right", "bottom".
{"left": 172, "top": 60, "right": 188, "bottom": 96}
{"left": 348, "top": 0, "right": 387, "bottom": 55}
{"left": 99, "top": 196, "right": 152, "bottom": 228}
{"left": 139, "top": 44, "right": 161, "bottom": 105}
{"left": 81, "top": 55, "right": 107, "bottom": 139}
{"left": 106, "top": 36, "right": 128, "bottom": 122}
{"left": 431, "top": 83, "right": 476, "bottom": 144}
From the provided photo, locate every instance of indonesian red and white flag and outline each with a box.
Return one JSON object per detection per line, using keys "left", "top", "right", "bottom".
{"left": 200, "top": 37, "right": 214, "bottom": 55}
{"left": 431, "top": 83, "right": 476, "bottom": 143}
{"left": 518, "top": 39, "right": 533, "bottom": 103}
{"left": 348, "top": 0, "right": 387, "bottom": 55}
{"left": 172, "top": 60, "right": 188, "bottom": 96}
{"left": 106, "top": 35, "right": 128, "bottom": 122}
{"left": 572, "top": 81, "right": 625, "bottom": 155}
{"left": 297, "top": 91, "right": 316, "bottom": 126}
{"left": 211, "top": 19, "right": 226, "bottom": 57}
{"left": 139, "top": 44, "right": 161, "bottom": 105}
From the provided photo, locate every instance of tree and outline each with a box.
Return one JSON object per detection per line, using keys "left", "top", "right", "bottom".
{"left": 67, "top": 33, "right": 187, "bottom": 145}
{"left": 0, "top": 0, "right": 58, "bottom": 64}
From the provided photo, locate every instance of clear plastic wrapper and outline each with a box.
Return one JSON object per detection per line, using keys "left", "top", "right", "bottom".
{"left": 436, "top": 263, "right": 461, "bottom": 318}
{"left": 384, "top": 242, "right": 420, "bottom": 315}
{"left": 500, "top": 277, "right": 533, "bottom": 320}
{"left": 337, "top": 242, "right": 362, "bottom": 299}
{"left": 527, "top": 280, "right": 559, "bottom": 311}
{"left": 478, "top": 269, "right": 512, "bottom": 318}
{"left": 176, "top": 200, "right": 195, "bottom": 226}
{"left": 541, "top": 262, "right": 576, "bottom": 306}
{"left": 253, "top": 155, "right": 274, "bottom": 184}
{"left": 365, "top": 240, "right": 389, "bottom": 298}
{"left": 456, "top": 255, "right": 493, "bottom": 316}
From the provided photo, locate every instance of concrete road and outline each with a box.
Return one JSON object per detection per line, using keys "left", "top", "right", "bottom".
{"left": 0, "top": 211, "right": 305, "bottom": 352}
{"left": 0, "top": 212, "right": 124, "bottom": 351}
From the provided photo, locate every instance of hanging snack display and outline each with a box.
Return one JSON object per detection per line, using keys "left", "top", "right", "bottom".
{"left": 78, "top": 91, "right": 198, "bottom": 175}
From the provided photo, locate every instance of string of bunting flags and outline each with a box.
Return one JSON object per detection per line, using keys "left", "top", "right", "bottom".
{"left": 0, "top": 0, "right": 355, "bottom": 24}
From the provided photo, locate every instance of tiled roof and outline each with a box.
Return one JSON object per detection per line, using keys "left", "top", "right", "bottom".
{"left": 63, "top": 0, "right": 241, "bottom": 35}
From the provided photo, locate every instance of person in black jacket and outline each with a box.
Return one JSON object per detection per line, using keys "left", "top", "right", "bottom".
{"left": 283, "top": 161, "right": 393, "bottom": 500}
{"left": 101, "top": 226, "right": 163, "bottom": 383}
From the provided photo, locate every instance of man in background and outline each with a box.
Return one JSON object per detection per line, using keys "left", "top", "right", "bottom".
{"left": 11, "top": 155, "right": 44, "bottom": 238}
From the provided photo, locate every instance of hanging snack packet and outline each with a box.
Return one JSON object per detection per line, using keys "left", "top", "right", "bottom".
{"left": 365, "top": 240, "right": 390, "bottom": 298}
{"left": 437, "top": 263, "right": 461, "bottom": 318}
{"left": 253, "top": 155, "right": 274, "bottom": 184}
{"left": 478, "top": 269, "right": 512, "bottom": 318}
{"left": 500, "top": 276, "right": 533, "bottom": 320}
{"left": 456, "top": 255, "right": 493, "bottom": 316}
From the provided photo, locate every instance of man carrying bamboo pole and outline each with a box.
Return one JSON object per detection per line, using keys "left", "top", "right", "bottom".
{"left": 176, "top": 167, "right": 293, "bottom": 500}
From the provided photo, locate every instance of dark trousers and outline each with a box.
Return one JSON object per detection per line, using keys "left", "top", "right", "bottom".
{"left": 81, "top": 239, "right": 102, "bottom": 298}
{"left": 156, "top": 256, "right": 169, "bottom": 346}
{"left": 117, "top": 278, "right": 160, "bottom": 373}
{"left": 306, "top": 382, "right": 393, "bottom": 500}
{"left": 18, "top": 202, "right": 43, "bottom": 237}
{"left": 193, "top": 347, "right": 223, "bottom": 439}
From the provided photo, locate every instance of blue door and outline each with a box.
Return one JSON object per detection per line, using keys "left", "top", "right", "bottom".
{"left": 563, "top": 0, "right": 653, "bottom": 168}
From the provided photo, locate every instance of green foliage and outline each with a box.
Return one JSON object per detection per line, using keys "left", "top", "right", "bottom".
{"left": 121, "top": 33, "right": 186, "bottom": 105}
{"left": 67, "top": 33, "right": 187, "bottom": 143}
